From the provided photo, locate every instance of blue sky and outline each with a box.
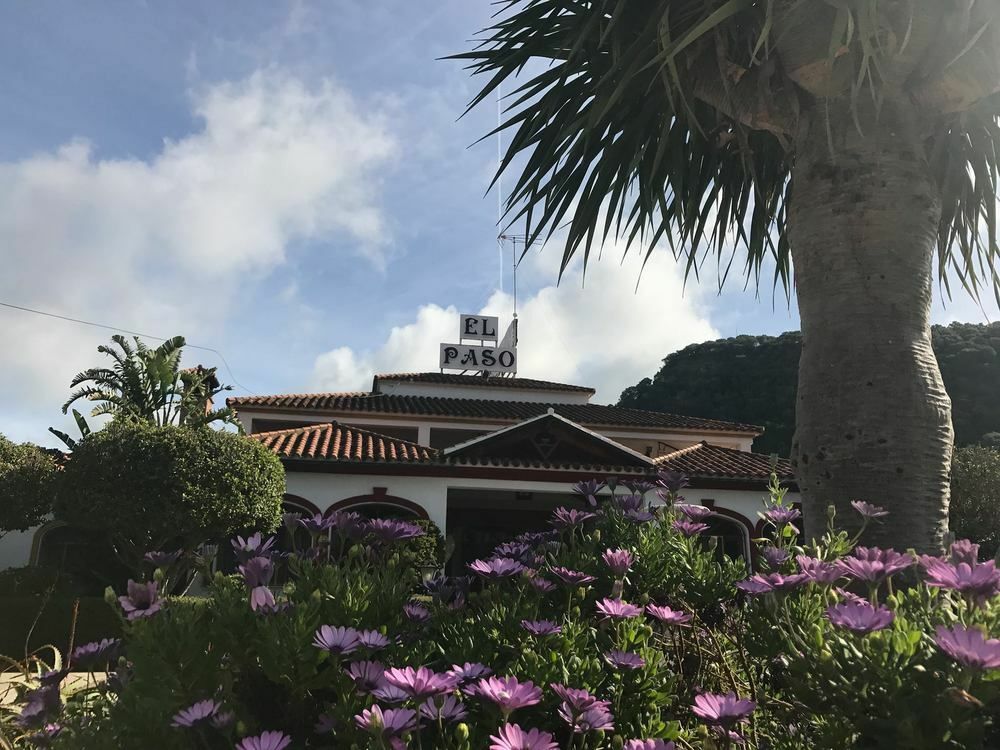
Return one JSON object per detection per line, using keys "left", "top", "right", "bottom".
{"left": 0, "top": 1, "right": 993, "bottom": 446}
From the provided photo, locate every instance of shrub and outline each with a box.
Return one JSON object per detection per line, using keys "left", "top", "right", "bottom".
{"left": 52, "top": 422, "right": 284, "bottom": 568}
{"left": 0, "top": 567, "right": 90, "bottom": 598}
{"left": 8, "top": 478, "right": 1000, "bottom": 749}
{"left": 950, "top": 444, "right": 1000, "bottom": 558}
{"left": 0, "top": 434, "right": 57, "bottom": 537}
{"left": 403, "top": 519, "right": 445, "bottom": 571}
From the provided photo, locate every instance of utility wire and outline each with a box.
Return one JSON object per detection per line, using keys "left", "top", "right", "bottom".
{"left": 0, "top": 300, "right": 256, "bottom": 395}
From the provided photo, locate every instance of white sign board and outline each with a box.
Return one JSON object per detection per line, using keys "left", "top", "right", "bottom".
{"left": 439, "top": 343, "right": 516, "bottom": 373}
{"left": 459, "top": 315, "right": 499, "bottom": 342}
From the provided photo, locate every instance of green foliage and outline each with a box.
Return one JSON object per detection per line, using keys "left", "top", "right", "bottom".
{"left": 11, "top": 479, "right": 1000, "bottom": 749}
{"left": 403, "top": 519, "right": 445, "bottom": 570}
{"left": 0, "top": 434, "right": 57, "bottom": 537}
{"left": 0, "top": 567, "right": 90, "bottom": 598}
{"left": 51, "top": 334, "right": 239, "bottom": 448}
{"left": 52, "top": 421, "right": 284, "bottom": 566}
{"left": 618, "top": 322, "right": 1000, "bottom": 456}
{"left": 950, "top": 445, "right": 1000, "bottom": 559}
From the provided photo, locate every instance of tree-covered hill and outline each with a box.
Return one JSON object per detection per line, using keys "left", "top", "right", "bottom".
{"left": 619, "top": 322, "right": 1000, "bottom": 456}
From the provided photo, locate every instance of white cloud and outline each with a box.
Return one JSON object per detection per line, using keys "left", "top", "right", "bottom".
{"left": 0, "top": 70, "right": 396, "bottom": 444}
{"left": 311, "top": 246, "right": 719, "bottom": 403}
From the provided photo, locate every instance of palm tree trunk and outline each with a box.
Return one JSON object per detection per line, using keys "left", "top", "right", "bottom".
{"left": 788, "top": 99, "right": 953, "bottom": 553}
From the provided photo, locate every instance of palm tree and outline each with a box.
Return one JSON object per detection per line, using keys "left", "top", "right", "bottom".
{"left": 455, "top": 1, "right": 1000, "bottom": 551}
{"left": 53, "top": 335, "right": 239, "bottom": 440}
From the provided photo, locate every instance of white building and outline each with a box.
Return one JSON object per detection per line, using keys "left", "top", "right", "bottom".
{"left": 0, "top": 360, "right": 799, "bottom": 575}
{"left": 230, "top": 371, "right": 798, "bottom": 569}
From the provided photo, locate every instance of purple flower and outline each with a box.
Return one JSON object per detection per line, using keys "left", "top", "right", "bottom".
{"left": 404, "top": 602, "right": 431, "bottom": 623}
{"left": 595, "top": 598, "right": 643, "bottom": 620}
{"left": 383, "top": 666, "right": 459, "bottom": 700}
{"left": 118, "top": 580, "right": 162, "bottom": 620}
{"left": 672, "top": 519, "right": 709, "bottom": 537}
{"left": 521, "top": 619, "right": 561, "bottom": 636}
{"left": 826, "top": 601, "right": 895, "bottom": 634}
{"left": 70, "top": 638, "right": 121, "bottom": 670}
{"left": 171, "top": 699, "right": 222, "bottom": 728}
{"left": 736, "top": 573, "right": 808, "bottom": 595}
{"left": 328, "top": 510, "right": 366, "bottom": 537}
{"left": 239, "top": 556, "right": 274, "bottom": 588}
{"left": 347, "top": 660, "right": 387, "bottom": 693}
{"left": 420, "top": 695, "right": 468, "bottom": 723}
{"left": 850, "top": 500, "right": 889, "bottom": 520}
{"left": 469, "top": 558, "right": 526, "bottom": 578}
{"left": 231, "top": 532, "right": 277, "bottom": 563}
{"left": 796, "top": 555, "right": 843, "bottom": 585}
{"left": 837, "top": 547, "right": 914, "bottom": 583}
{"left": 471, "top": 676, "right": 542, "bottom": 715}
{"left": 613, "top": 494, "right": 644, "bottom": 513}
{"left": 312, "top": 625, "right": 361, "bottom": 656}
{"left": 624, "top": 742, "right": 676, "bottom": 750}
{"left": 143, "top": 549, "right": 182, "bottom": 568}
{"left": 550, "top": 684, "right": 607, "bottom": 712}
{"left": 761, "top": 547, "right": 790, "bottom": 568}
{"left": 559, "top": 701, "right": 616, "bottom": 733}
{"left": 249, "top": 586, "right": 277, "bottom": 613}
{"left": 358, "top": 630, "right": 391, "bottom": 651}
{"left": 624, "top": 508, "right": 656, "bottom": 523}
{"left": 601, "top": 549, "right": 635, "bottom": 577}
{"left": 572, "top": 479, "right": 603, "bottom": 507}
{"left": 935, "top": 625, "right": 1000, "bottom": 670}
{"left": 494, "top": 542, "right": 536, "bottom": 564}
{"left": 298, "top": 513, "right": 336, "bottom": 535}
{"left": 604, "top": 650, "right": 645, "bottom": 670}
{"left": 366, "top": 518, "right": 425, "bottom": 543}
{"left": 235, "top": 731, "right": 292, "bottom": 750}
{"left": 645, "top": 604, "right": 692, "bottom": 626}
{"left": 355, "top": 705, "right": 418, "bottom": 738}
{"left": 550, "top": 507, "right": 598, "bottom": 529}
{"left": 23, "top": 723, "right": 61, "bottom": 747}
{"left": 447, "top": 662, "right": 493, "bottom": 683}
{"left": 657, "top": 470, "right": 688, "bottom": 494}
{"left": 16, "top": 686, "right": 61, "bottom": 729}
{"left": 691, "top": 692, "right": 756, "bottom": 727}
{"left": 834, "top": 587, "right": 869, "bottom": 606}
{"left": 950, "top": 539, "right": 981, "bottom": 566}
{"left": 921, "top": 558, "right": 1000, "bottom": 605}
{"left": 762, "top": 505, "right": 801, "bottom": 526}
{"left": 549, "top": 567, "right": 596, "bottom": 587}
{"left": 529, "top": 577, "right": 556, "bottom": 594}
{"left": 489, "top": 723, "right": 559, "bottom": 750}
{"left": 372, "top": 682, "right": 410, "bottom": 704}
{"left": 281, "top": 511, "right": 302, "bottom": 532}
{"left": 212, "top": 711, "right": 234, "bottom": 729}
{"left": 676, "top": 504, "right": 713, "bottom": 522}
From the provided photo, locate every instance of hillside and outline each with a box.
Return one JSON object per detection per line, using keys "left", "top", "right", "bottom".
{"left": 618, "top": 323, "right": 1000, "bottom": 456}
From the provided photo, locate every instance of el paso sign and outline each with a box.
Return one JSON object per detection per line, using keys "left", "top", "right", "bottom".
{"left": 439, "top": 315, "right": 517, "bottom": 374}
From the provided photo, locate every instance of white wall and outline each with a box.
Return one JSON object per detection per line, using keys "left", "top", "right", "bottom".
{"left": 377, "top": 380, "right": 593, "bottom": 404}
{"left": 0, "top": 527, "right": 38, "bottom": 570}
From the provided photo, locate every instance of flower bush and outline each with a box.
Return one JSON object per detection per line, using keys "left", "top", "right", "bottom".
{"left": 4, "top": 475, "right": 1000, "bottom": 749}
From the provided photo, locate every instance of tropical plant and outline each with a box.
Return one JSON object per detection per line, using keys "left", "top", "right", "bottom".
{"left": 0, "top": 434, "right": 57, "bottom": 540}
{"left": 51, "top": 335, "right": 238, "bottom": 444}
{"left": 52, "top": 421, "right": 285, "bottom": 573}
{"left": 454, "top": 1, "right": 1000, "bottom": 552}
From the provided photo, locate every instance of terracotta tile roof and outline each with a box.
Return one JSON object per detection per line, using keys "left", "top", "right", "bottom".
{"left": 228, "top": 393, "right": 762, "bottom": 435}
{"left": 373, "top": 372, "right": 595, "bottom": 394}
{"left": 251, "top": 421, "right": 436, "bottom": 463}
{"left": 656, "top": 442, "right": 794, "bottom": 482}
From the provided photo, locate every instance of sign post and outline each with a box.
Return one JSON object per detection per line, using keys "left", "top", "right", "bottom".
{"left": 440, "top": 315, "right": 517, "bottom": 374}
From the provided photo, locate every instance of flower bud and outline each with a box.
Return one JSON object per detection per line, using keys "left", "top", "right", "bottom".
{"left": 826, "top": 504, "right": 837, "bottom": 522}
{"left": 311, "top": 589, "right": 322, "bottom": 602}
{"left": 104, "top": 586, "right": 117, "bottom": 606}
{"left": 611, "top": 736, "right": 624, "bottom": 750}
{"left": 455, "top": 723, "right": 470, "bottom": 741}
{"left": 152, "top": 568, "right": 165, "bottom": 585}
{"left": 213, "top": 571, "right": 225, "bottom": 585}
{"left": 592, "top": 529, "right": 601, "bottom": 543}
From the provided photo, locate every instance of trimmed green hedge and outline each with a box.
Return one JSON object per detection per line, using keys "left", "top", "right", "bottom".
{"left": 0, "top": 596, "right": 121, "bottom": 663}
